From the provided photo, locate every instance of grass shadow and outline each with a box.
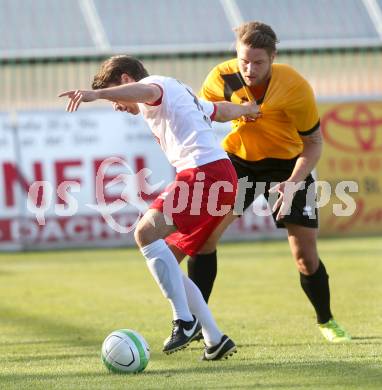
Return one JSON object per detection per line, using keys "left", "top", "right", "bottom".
{"left": 352, "top": 336, "right": 382, "bottom": 340}
{"left": 0, "top": 360, "right": 381, "bottom": 388}
{"left": 0, "top": 305, "right": 99, "bottom": 347}
{"left": 5, "top": 353, "right": 96, "bottom": 363}
{"left": 0, "top": 339, "right": 64, "bottom": 347}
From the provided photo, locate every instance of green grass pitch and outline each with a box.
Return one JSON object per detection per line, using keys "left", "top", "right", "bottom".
{"left": 0, "top": 237, "right": 381, "bottom": 389}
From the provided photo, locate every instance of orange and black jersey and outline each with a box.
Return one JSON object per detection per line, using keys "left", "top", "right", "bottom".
{"left": 199, "top": 59, "right": 320, "bottom": 162}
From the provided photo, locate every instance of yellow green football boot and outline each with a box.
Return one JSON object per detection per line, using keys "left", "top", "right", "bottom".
{"left": 318, "top": 319, "right": 351, "bottom": 343}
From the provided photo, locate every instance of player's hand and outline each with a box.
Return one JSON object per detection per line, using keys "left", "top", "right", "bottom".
{"left": 242, "top": 101, "right": 261, "bottom": 122}
{"left": 269, "top": 181, "right": 302, "bottom": 221}
{"left": 58, "top": 90, "right": 99, "bottom": 112}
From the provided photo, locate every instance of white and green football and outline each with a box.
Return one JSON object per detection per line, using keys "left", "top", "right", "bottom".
{"left": 101, "top": 329, "right": 150, "bottom": 374}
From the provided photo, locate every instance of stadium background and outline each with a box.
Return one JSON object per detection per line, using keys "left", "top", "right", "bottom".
{"left": 0, "top": 0, "right": 381, "bottom": 250}
{"left": 1, "top": 4, "right": 381, "bottom": 389}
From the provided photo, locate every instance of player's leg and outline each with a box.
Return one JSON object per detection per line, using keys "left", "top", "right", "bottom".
{"left": 166, "top": 241, "right": 221, "bottom": 345}
{"left": 161, "top": 243, "right": 237, "bottom": 359}
{"left": 165, "top": 214, "right": 238, "bottom": 358}
{"left": 168, "top": 243, "right": 187, "bottom": 263}
{"left": 134, "top": 209, "right": 202, "bottom": 353}
{"left": 161, "top": 270, "right": 237, "bottom": 359}
{"left": 187, "top": 154, "right": 257, "bottom": 303}
{"left": 286, "top": 222, "right": 351, "bottom": 342}
{"left": 279, "top": 172, "right": 351, "bottom": 342}
{"left": 165, "top": 159, "right": 238, "bottom": 359}
{"left": 285, "top": 223, "right": 329, "bottom": 319}
{"left": 182, "top": 275, "right": 237, "bottom": 360}
{"left": 187, "top": 210, "right": 238, "bottom": 302}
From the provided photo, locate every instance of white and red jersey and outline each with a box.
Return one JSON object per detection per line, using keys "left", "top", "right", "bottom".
{"left": 137, "top": 75, "right": 228, "bottom": 172}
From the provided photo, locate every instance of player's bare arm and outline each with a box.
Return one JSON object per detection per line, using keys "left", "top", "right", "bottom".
{"left": 58, "top": 83, "right": 162, "bottom": 112}
{"left": 288, "top": 128, "right": 323, "bottom": 183}
{"left": 213, "top": 100, "right": 260, "bottom": 122}
{"left": 270, "top": 128, "right": 323, "bottom": 219}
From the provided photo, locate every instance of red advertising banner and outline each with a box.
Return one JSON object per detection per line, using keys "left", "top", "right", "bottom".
{"left": 0, "top": 109, "right": 282, "bottom": 251}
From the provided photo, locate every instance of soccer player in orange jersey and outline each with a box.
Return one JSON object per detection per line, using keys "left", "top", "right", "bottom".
{"left": 187, "top": 21, "right": 351, "bottom": 343}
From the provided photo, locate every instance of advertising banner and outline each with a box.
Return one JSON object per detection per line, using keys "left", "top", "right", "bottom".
{"left": 317, "top": 100, "right": 382, "bottom": 236}
{"left": 0, "top": 109, "right": 281, "bottom": 251}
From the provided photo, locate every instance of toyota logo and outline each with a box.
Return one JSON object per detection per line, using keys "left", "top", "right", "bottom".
{"left": 321, "top": 102, "right": 382, "bottom": 153}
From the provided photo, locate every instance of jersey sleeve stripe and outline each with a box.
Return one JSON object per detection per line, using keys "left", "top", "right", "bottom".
{"left": 145, "top": 83, "right": 163, "bottom": 106}
{"left": 210, "top": 103, "right": 218, "bottom": 121}
{"left": 298, "top": 120, "right": 320, "bottom": 136}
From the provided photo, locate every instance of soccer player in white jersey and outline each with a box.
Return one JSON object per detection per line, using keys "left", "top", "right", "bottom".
{"left": 59, "top": 55, "right": 259, "bottom": 361}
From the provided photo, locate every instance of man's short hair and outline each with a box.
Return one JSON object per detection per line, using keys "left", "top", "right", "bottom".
{"left": 234, "top": 21, "right": 279, "bottom": 55}
{"left": 92, "top": 55, "right": 149, "bottom": 89}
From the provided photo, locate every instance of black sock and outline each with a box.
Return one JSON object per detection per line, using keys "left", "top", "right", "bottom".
{"left": 187, "top": 251, "right": 217, "bottom": 303}
{"left": 300, "top": 260, "right": 333, "bottom": 324}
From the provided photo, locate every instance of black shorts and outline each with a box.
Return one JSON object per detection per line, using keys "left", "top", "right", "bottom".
{"left": 229, "top": 153, "right": 318, "bottom": 229}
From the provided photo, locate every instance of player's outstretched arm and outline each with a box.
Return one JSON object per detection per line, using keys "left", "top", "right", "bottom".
{"left": 58, "top": 90, "right": 99, "bottom": 112}
{"left": 213, "top": 101, "right": 260, "bottom": 122}
{"left": 58, "top": 83, "right": 161, "bottom": 112}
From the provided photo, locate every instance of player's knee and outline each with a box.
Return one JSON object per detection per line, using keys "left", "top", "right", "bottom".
{"left": 198, "top": 236, "right": 218, "bottom": 254}
{"left": 294, "top": 252, "right": 319, "bottom": 275}
{"left": 134, "top": 226, "right": 143, "bottom": 247}
{"left": 134, "top": 223, "right": 151, "bottom": 248}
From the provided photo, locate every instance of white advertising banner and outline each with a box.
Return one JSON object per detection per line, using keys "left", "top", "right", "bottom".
{"left": 0, "top": 109, "right": 281, "bottom": 251}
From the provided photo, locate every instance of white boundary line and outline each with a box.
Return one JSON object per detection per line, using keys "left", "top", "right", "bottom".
{"left": 219, "top": 0, "right": 244, "bottom": 30}
{"left": 362, "top": 0, "right": 382, "bottom": 39}
{"left": 317, "top": 94, "right": 382, "bottom": 103}
{"left": 1, "top": 37, "right": 382, "bottom": 61}
{"left": 78, "top": 0, "right": 111, "bottom": 51}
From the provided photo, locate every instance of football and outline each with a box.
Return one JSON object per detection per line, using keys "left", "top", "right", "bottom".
{"left": 101, "top": 329, "right": 150, "bottom": 374}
